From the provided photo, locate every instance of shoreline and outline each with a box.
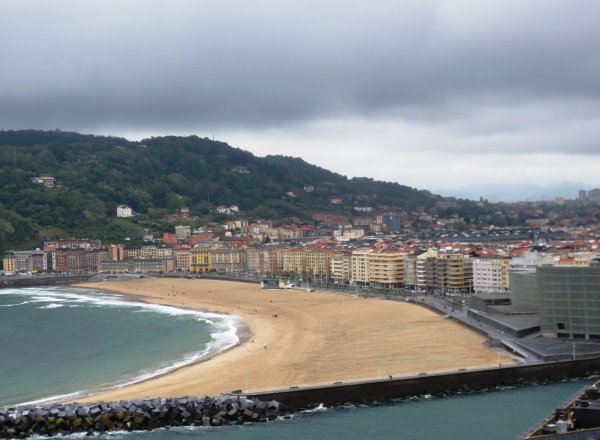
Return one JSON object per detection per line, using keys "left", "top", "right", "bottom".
{"left": 66, "top": 278, "right": 514, "bottom": 402}
{"left": 9, "top": 285, "right": 252, "bottom": 407}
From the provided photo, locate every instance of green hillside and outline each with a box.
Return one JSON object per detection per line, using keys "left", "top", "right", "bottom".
{"left": 0, "top": 129, "right": 467, "bottom": 253}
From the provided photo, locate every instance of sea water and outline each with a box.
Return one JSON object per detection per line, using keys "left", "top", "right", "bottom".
{"left": 0, "top": 287, "right": 593, "bottom": 439}
{"left": 55, "top": 380, "right": 591, "bottom": 440}
{"left": 0, "top": 286, "right": 240, "bottom": 406}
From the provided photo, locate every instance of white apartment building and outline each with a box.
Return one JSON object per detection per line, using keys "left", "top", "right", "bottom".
{"left": 473, "top": 257, "right": 510, "bottom": 294}
{"left": 330, "top": 251, "right": 352, "bottom": 284}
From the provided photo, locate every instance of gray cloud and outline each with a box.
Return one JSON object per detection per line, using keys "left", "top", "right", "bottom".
{"left": 2, "top": 1, "right": 599, "bottom": 126}
{"left": 1, "top": 0, "right": 600, "bottom": 189}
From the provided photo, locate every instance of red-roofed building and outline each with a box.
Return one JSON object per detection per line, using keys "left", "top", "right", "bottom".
{"left": 163, "top": 232, "right": 178, "bottom": 245}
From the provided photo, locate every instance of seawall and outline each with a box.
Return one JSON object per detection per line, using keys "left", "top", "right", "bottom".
{"left": 247, "top": 357, "right": 600, "bottom": 410}
{"left": 0, "top": 274, "right": 95, "bottom": 290}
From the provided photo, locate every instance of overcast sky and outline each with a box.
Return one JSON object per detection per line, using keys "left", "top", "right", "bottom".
{"left": 1, "top": 0, "right": 599, "bottom": 193}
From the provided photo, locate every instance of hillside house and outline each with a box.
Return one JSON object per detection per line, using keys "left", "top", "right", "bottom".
{"left": 117, "top": 205, "right": 133, "bottom": 218}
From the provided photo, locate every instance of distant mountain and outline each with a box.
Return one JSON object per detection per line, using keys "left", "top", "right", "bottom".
{"left": 434, "top": 182, "right": 597, "bottom": 203}
{"left": 1, "top": 129, "right": 472, "bottom": 253}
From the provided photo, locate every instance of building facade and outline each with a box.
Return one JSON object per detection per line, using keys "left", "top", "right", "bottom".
{"left": 538, "top": 267, "right": 600, "bottom": 340}
{"left": 190, "top": 246, "right": 211, "bottom": 273}
{"left": 472, "top": 257, "right": 510, "bottom": 294}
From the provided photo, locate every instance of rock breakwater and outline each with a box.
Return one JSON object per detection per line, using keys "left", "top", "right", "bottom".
{"left": 0, "top": 395, "right": 286, "bottom": 438}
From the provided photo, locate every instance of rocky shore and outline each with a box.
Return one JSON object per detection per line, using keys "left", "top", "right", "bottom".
{"left": 0, "top": 395, "right": 286, "bottom": 438}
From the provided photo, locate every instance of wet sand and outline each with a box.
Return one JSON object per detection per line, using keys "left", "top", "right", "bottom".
{"left": 75, "top": 278, "right": 513, "bottom": 401}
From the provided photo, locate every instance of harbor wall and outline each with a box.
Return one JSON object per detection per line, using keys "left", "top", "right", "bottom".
{"left": 0, "top": 274, "right": 95, "bottom": 290}
{"left": 247, "top": 357, "right": 600, "bottom": 410}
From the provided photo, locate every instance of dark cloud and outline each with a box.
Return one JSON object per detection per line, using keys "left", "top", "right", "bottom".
{"left": 1, "top": 0, "right": 600, "bottom": 173}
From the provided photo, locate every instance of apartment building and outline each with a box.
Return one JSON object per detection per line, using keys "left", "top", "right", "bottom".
{"left": 2, "top": 251, "right": 33, "bottom": 273}
{"left": 472, "top": 257, "right": 510, "bottom": 294}
{"left": 210, "top": 247, "right": 246, "bottom": 272}
{"left": 418, "top": 253, "right": 473, "bottom": 294}
{"left": 190, "top": 246, "right": 211, "bottom": 273}
{"left": 330, "top": 251, "right": 352, "bottom": 284}
{"left": 403, "top": 248, "right": 438, "bottom": 291}
{"left": 173, "top": 247, "right": 191, "bottom": 272}
{"left": 109, "top": 244, "right": 124, "bottom": 261}
{"left": 282, "top": 244, "right": 334, "bottom": 279}
{"left": 351, "top": 250, "right": 370, "bottom": 285}
{"left": 368, "top": 251, "right": 406, "bottom": 288}
{"left": 125, "top": 246, "right": 173, "bottom": 260}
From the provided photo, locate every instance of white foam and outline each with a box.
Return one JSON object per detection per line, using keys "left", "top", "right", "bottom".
{"left": 303, "top": 403, "right": 329, "bottom": 413}
{"left": 28, "top": 296, "right": 68, "bottom": 303}
{"left": 3, "top": 287, "right": 235, "bottom": 323}
{"left": 0, "top": 301, "right": 31, "bottom": 307}
{"left": 38, "top": 303, "right": 64, "bottom": 309}
{"left": 17, "top": 390, "right": 83, "bottom": 407}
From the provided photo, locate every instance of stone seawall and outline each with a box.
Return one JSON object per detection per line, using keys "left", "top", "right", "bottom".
{"left": 247, "top": 357, "right": 600, "bottom": 410}
{"left": 0, "top": 396, "right": 287, "bottom": 438}
{"left": 0, "top": 274, "right": 95, "bottom": 290}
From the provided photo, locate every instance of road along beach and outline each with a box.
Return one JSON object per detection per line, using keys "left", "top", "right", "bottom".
{"left": 75, "top": 278, "right": 513, "bottom": 401}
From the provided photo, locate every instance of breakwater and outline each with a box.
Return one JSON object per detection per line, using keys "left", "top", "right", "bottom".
{"left": 248, "top": 357, "right": 600, "bottom": 410}
{"left": 0, "top": 396, "right": 287, "bottom": 438}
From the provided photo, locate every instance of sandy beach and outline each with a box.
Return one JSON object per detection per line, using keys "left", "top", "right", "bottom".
{"left": 75, "top": 278, "right": 513, "bottom": 401}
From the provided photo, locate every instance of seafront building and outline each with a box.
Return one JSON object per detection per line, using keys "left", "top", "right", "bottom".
{"left": 424, "top": 253, "right": 474, "bottom": 294}
{"left": 403, "top": 248, "right": 439, "bottom": 291}
{"left": 538, "top": 266, "right": 600, "bottom": 340}
{"left": 510, "top": 271, "right": 540, "bottom": 312}
{"left": 173, "top": 246, "right": 191, "bottom": 272}
{"left": 350, "top": 249, "right": 370, "bottom": 285}
{"left": 511, "top": 252, "right": 600, "bottom": 312}
{"left": 190, "top": 246, "right": 211, "bottom": 273}
{"left": 349, "top": 248, "right": 406, "bottom": 288}
{"left": 330, "top": 250, "right": 352, "bottom": 284}
{"left": 282, "top": 243, "right": 335, "bottom": 280}
{"left": 2, "top": 251, "right": 32, "bottom": 273}
{"left": 124, "top": 246, "right": 173, "bottom": 261}
{"left": 210, "top": 247, "right": 246, "bottom": 273}
{"left": 245, "top": 244, "right": 286, "bottom": 276}
{"left": 3, "top": 212, "right": 600, "bottom": 308}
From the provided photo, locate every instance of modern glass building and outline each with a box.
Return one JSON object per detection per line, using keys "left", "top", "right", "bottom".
{"left": 538, "top": 267, "right": 600, "bottom": 339}
{"left": 510, "top": 271, "right": 539, "bottom": 312}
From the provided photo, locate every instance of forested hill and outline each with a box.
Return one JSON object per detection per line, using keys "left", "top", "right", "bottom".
{"left": 0, "top": 129, "right": 460, "bottom": 252}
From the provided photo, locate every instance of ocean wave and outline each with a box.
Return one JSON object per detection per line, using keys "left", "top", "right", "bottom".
{"left": 2, "top": 287, "right": 238, "bottom": 323}
{"left": 38, "top": 303, "right": 65, "bottom": 309}
{"left": 0, "top": 301, "right": 31, "bottom": 307}
{"left": 17, "top": 390, "right": 84, "bottom": 407}
{"left": 28, "top": 296, "right": 68, "bottom": 303}
{"left": 8, "top": 286, "right": 242, "bottom": 407}
{"left": 303, "top": 403, "right": 329, "bottom": 413}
